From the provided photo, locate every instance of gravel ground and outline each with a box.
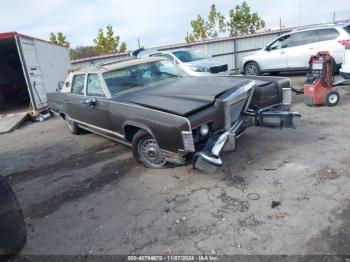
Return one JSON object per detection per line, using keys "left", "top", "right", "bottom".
{"left": 1, "top": 76, "right": 349, "bottom": 255}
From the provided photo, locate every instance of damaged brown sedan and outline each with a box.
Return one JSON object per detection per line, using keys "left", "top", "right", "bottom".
{"left": 48, "top": 57, "right": 300, "bottom": 173}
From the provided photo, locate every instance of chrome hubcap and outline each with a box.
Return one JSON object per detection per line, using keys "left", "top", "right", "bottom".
{"left": 138, "top": 139, "right": 166, "bottom": 167}
{"left": 246, "top": 65, "right": 257, "bottom": 75}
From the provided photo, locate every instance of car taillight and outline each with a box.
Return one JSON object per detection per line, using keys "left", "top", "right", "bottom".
{"left": 338, "top": 39, "right": 350, "bottom": 46}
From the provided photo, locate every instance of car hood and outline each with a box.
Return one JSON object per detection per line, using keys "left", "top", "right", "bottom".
{"left": 114, "top": 77, "right": 251, "bottom": 116}
{"left": 183, "top": 58, "right": 227, "bottom": 68}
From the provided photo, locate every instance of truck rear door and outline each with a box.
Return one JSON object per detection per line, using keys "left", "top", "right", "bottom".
{"left": 17, "top": 35, "right": 70, "bottom": 111}
{"left": 17, "top": 36, "right": 46, "bottom": 110}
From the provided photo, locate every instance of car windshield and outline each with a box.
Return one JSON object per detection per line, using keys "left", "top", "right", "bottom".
{"left": 103, "top": 60, "right": 183, "bottom": 96}
{"left": 172, "top": 50, "right": 209, "bottom": 62}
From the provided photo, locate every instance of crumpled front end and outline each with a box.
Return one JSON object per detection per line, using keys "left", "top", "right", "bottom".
{"left": 194, "top": 80, "right": 301, "bottom": 173}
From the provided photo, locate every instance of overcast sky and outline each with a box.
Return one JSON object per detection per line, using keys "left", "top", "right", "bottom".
{"left": 1, "top": 0, "right": 349, "bottom": 49}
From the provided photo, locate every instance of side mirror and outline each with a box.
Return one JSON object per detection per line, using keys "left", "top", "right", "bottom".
{"left": 57, "top": 81, "right": 64, "bottom": 91}
{"left": 265, "top": 46, "right": 270, "bottom": 51}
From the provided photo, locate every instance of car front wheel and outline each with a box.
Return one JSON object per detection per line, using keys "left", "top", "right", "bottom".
{"left": 244, "top": 61, "right": 261, "bottom": 76}
{"left": 132, "top": 130, "right": 167, "bottom": 168}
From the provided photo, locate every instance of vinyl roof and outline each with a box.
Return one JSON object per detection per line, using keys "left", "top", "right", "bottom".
{"left": 71, "top": 56, "right": 166, "bottom": 73}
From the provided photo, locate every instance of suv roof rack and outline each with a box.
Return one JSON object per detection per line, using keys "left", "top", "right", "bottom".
{"left": 292, "top": 22, "right": 349, "bottom": 32}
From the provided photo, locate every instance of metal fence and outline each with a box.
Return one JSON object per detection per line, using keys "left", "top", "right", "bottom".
{"left": 71, "top": 19, "right": 350, "bottom": 70}
{"left": 70, "top": 28, "right": 291, "bottom": 71}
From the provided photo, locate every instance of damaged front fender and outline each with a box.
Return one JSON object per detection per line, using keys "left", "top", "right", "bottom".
{"left": 193, "top": 105, "right": 301, "bottom": 173}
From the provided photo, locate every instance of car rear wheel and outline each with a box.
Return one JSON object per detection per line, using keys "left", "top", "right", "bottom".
{"left": 132, "top": 130, "right": 167, "bottom": 168}
{"left": 244, "top": 62, "right": 261, "bottom": 76}
{"left": 65, "top": 115, "right": 81, "bottom": 135}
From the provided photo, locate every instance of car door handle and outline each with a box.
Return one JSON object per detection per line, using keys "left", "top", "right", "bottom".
{"left": 280, "top": 51, "right": 285, "bottom": 54}
{"left": 81, "top": 98, "right": 97, "bottom": 106}
{"left": 63, "top": 98, "right": 69, "bottom": 101}
{"left": 309, "top": 47, "right": 315, "bottom": 50}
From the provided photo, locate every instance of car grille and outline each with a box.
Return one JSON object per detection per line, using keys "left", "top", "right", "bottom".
{"left": 223, "top": 81, "right": 255, "bottom": 130}
{"left": 209, "top": 64, "right": 228, "bottom": 73}
{"left": 229, "top": 100, "right": 247, "bottom": 125}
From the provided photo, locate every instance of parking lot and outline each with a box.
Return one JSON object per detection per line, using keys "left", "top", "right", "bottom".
{"left": 1, "top": 75, "right": 350, "bottom": 255}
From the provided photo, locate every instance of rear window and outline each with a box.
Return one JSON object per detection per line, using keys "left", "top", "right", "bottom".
{"left": 315, "top": 28, "right": 340, "bottom": 41}
{"left": 289, "top": 31, "right": 317, "bottom": 47}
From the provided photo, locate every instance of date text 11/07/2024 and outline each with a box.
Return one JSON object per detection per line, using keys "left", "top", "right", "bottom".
{"left": 127, "top": 255, "right": 220, "bottom": 261}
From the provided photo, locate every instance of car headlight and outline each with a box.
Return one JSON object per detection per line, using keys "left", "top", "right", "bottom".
{"left": 189, "top": 66, "right": 209, "bottom": 72}
{"left": 199, "top": 124, "right": 209, "bottom": 136}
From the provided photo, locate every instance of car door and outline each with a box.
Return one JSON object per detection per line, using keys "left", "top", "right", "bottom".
{"left": 314, "top": 28, "right": 343, "bottom": 64}
{"left": 82, "top": 73, "right": 113, "bottom": 131}
{"left": 259, "top": 35, "right": 290, "bottom": 71}
{"left": 67, "top": 73, "right": 86, "bottom": 121}
{"left": 286, "top": 30, "right": 318, "bottom": 69}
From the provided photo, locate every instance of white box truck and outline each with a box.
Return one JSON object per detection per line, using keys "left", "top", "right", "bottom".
{"left": 0, "top": 32, "right": 70, "bottom": 123}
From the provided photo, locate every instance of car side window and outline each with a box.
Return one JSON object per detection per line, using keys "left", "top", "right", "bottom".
{"left": 269, "top": 35, "right": 290, "bottom": 50}
{"left": 86, "top": 74, "right": 105, "bottom": 97}
{"left": 315, "top": 28, "right": 340, "bottom": 41}
{"left": 289, "top": 31, "right": 317, "bottom": 47}
{"left": 71, "top": 74, "right": 85, "bottom": 95}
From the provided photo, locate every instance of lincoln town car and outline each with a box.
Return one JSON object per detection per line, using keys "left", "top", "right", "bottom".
{"left": 48, "top": 57, "right": 300, "bottom": 173}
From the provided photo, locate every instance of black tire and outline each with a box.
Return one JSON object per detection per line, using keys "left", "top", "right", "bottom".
{"left": 65, "top": 114, "right": 81, "bottom": 135}
{"left": 244, "top": 61, "right": 261, "bottom": 76}
{"left": 0, "top": 176, "right": 26, "bottom": 255}
{"left": 324, "top": 90, "right": 340, "bottom": 107}
{"left": 131, "top": 130, "right": 167, "bottom": 168}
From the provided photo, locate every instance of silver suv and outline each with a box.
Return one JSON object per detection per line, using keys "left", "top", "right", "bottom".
{"left": 241, "top": 24, "right": 350, "bottom": 75}
{"left": 138, "top": 48, "right": 228, "bottom": 76}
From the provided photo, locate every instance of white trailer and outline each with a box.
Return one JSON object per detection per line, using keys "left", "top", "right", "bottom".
{"left": 0, "top": 32, "right": 70, "bottom": 126}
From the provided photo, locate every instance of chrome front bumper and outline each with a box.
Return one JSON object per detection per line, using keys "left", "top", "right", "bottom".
{"left": 194, "top": 119, "right": 243, "bottom": 173}
{"left": 194, "top": 105, "right": 301, "bottom": 173}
